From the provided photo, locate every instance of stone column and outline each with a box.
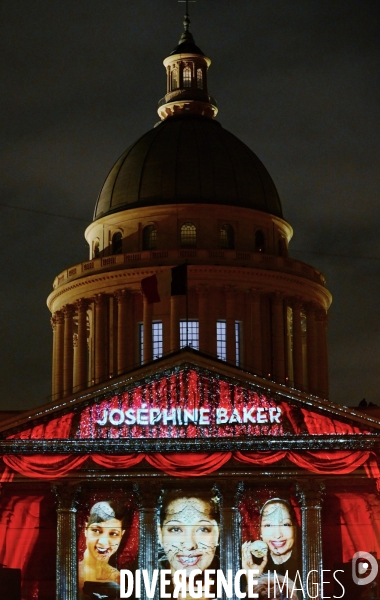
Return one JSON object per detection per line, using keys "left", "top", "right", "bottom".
{"left": 94, "top": 293, "right": 107, "bottom": 383}
{"left": 272, "top": 292, "right": 286, "bottom": 384}
{"left": 292, "top": 298, "right": 304, "bottom": 391}
{"left": 198, "top": 286, "right": 211, "bottom": 355}
{"left": 216, "top": 482, "right": 242, "bottom": 600}
{"left": 52, "top": 483, "right": 81, "bottom": 600}
{"left": 170, "top": 295, "right": 180, "bottom": 352}
{"left": 225, "top": 287, "right": 235, "bottom": 364}
{"left": 296, "top": 480, "right": 325, "bottom": 599}
{"left": 53, "top": 311, "right": 64, "bottom": 399}
{"left": 134, "top": 483, "right": 160, "bottom": 600}
{"left": 115, "top": 289, "right": 129, "bottom": 375}
{"left": 72, "top": 333, "right": 78, "bottom": 390}
{"left": 75, "top": 298, "right": 89, "bottom": 392}
{"left": 143, "top": 297, "right": 153, "bottom": 363}
{"left": 315, "top": 308, "right": 329, "bottom": 398}
{"left": 51, "top": 314, "right": 58, "bottom": 399}
{"left": 251, "top": 290, "right": 263, "bottom": 376}
{"left": 306, "top": 303, "right": 318, "bottom": 394}
{"left": 63, "top": 305, "right": 74, "bottom": 396}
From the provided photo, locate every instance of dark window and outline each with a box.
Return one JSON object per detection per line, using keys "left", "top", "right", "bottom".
{"left": 197, "top": 69, "right": 203, "bottom": 89}
{"left": 93, "top": 240, "right": 100, "bottom": 258}
{"left": 172, "top": 68, "right": 178, "bottom": 90}
{"left": 220, "top": 224, "right": 235, "bottom": 249}
{"left": 180, "top": 223, "right": 197, "bottom": 248}
{"left": 254, "top": 229, "right": 265, "bottom": 253}
{"left": 112, "top": 232, "right": 123, "bottom": 255}
{"left": 142, "top": 225, "right": 157, "bottom": 250}
{"left": 183, "top": 67, "right": 192, "bottom": 88}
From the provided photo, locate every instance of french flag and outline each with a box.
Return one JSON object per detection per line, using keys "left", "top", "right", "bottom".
{"left": 141, "top": 264, "right": 187, "bottom": 304}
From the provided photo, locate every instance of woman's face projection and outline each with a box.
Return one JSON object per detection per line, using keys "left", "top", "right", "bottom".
{"left": 85, "top": 502, "right": 124, "bottom": 563}
{"left": 158, "top": 497, "right": 219, "bottom": 577}
{"left": 260, "top": 502, "right": 294, "bottom": 558}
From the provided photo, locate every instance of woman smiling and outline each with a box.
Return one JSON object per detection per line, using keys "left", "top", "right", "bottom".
{"left": 157, "top": 490, "right": 220, "bottom": 596}
{"left": 242, "top": 498, "right": 300, "bottom": 583}
{"left": 78, "top": 500, "right": 128, "bottom": 600}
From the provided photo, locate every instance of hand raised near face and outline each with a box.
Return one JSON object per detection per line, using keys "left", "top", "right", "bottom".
{"left": 241, "top": 540, "right": 269, "bottom": 577}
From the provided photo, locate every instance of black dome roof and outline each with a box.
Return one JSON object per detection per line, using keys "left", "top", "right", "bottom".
{"left": 94, "top": 114, "right": 283, "bottom": 221}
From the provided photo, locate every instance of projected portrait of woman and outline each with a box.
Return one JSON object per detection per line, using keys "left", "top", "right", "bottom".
{"left": 78, "top": 500, "right": 129, "bottom": 600}
{"left": 242, "top": 498, "right": 300, "bottom": 582}
{"left": 157, "top": 490, "right": 220, "bottom": 596}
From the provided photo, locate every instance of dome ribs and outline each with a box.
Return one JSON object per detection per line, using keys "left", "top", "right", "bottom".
{"left": 92, "top": 115, "right": 283, "bottom": 219}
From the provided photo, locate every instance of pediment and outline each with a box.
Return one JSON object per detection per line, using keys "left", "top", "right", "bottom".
{"left": 1, "top": 350, "right": 379, "bottom": 442}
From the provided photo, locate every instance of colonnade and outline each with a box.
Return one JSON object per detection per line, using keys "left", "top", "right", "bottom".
{"left": 51, "top": 287, "right": 329, "bottom": 400}
{"left": 53, "top": 479, "right": 326, "bottom": 600}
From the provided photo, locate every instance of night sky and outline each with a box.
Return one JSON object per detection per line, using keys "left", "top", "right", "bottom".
{"left": 1, "top": 1, "right": 379, "bottom": 410}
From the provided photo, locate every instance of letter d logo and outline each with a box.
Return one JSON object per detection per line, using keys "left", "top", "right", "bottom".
{"left": 352, "top": 551, "right": 378, "bottom": 585}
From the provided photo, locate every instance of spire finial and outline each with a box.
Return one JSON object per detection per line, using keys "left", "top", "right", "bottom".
{"left": 183, "top": 11, "right": 190, "bottom": 33}
{"left": 178, "top": 0, "right": 196, "bottom": 43}
{"left": 179, "top": 1, "right": 196, "bottom": 31}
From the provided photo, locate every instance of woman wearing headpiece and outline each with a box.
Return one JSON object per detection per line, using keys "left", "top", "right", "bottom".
{"left": 78, "top": 500, "right": 128, "bottom": 600}
{"left": 242, "top": 498, "right": 300, "bottom": 583}
{"left": 157, "top": 489, "right": 220, "bottom": 598}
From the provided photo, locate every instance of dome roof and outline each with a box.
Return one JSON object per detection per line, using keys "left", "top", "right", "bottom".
{"left": 94, "top": 114, "right": 283, "bottom": 221}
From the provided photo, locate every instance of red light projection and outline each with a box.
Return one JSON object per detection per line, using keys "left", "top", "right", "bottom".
{"left": 77, "top": 369, "right": 283, "bottom": 439}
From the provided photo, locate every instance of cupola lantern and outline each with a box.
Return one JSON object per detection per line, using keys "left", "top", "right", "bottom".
{"left": 158, "top": 11, "right": 218, "bottom": 120}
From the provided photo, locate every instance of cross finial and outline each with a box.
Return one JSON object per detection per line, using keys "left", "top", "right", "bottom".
{"left": 178, "top": 0, "right": 196, "bottom": 32}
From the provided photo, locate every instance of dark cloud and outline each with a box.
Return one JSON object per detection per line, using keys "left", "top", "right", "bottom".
{"left": 1, "top": 0, "right": 379, "bottom": 409}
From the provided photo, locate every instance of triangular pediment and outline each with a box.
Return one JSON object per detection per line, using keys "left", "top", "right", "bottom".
{"left": 1, "top": 350, "right": 379, "bottom": 445}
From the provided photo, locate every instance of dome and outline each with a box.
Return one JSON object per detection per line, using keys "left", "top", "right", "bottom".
{"left": 94, "top": 114, "right": 283, "bottom": 221}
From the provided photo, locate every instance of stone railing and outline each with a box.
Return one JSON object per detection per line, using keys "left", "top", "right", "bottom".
{"left": 53, "top": 249, "right": 326, "bottom": 290}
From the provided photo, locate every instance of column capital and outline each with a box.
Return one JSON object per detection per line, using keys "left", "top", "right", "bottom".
{"left": 62, "top": 304, "right": 75, "bottom": 318}
{"left": 93, "top": 292, "right": 108, "bottom": 307}
{"left": 296, "top": 480, "right": 325, "bottom": 509}
{"left": 290, "top": 296, "right": 304, "bottom": 310}
{"left": 114, "top": 288, "right": 129, "bottom": 303}
{"left": 224, "top": 285, "right": 236, "bottom": 297}
{"left": 315, "top": 307, "right": 328, "bottom": 323}
{"left": 214, "top": 480, "right": 244, "bottom": 508}
{"left": 50, "top": 314, "right": 57, "bottom": 330}
{"left": 196, "top": 284, "right": 209, "bottom": 296}
{"left": 54, "top": 310, "right": 64, "bottom": 325}
{"left": 75, "top": 297, "right": 90, "bottom": 312}
{"left": 52, "top": 483, "right": 81, "bottom": 511}
{"left": 304, "top": 301, "right": 318, "bottom": 314}
{"left": 271, "top": 291, "right": 284, "bottom": 304}
{"left": 73, "top": 333, "right": 78, "bottom": 348}
{"left": 133, "top": 481, "right": 162, "bottom": 510}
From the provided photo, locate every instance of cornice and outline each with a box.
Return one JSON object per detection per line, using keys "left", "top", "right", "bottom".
{"left": 47, "top": 264, "right": 331, "bottom": 311}
{"left": 0, "top": 435, "right": 378, "bottom": 454}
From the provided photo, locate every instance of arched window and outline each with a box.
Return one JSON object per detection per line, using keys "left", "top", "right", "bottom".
{"left": 112, "top": 231, "right": 123, "bottom": 255}
{"left": 220, "top": 224, "right": 234, "bottom": 249}
{"left": 171, "top": 68, "right": 179, "bottom": 90}
{"left": 254, "top": 229, "right": 265, "bottom": 253}
{"left": 180, "top": 223, "right": 197, "bottom": 248}
{"left": 93, "top": 239, "right": 100, "bottom": 259}
{"left": 183, "top": 67, "right": 192, "bottom": 88}
{"left": 142, "top": 225, "right": 157, "bottom": 250}
{"left": 197, "top": 68, "right": 203, "bottom": 89}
